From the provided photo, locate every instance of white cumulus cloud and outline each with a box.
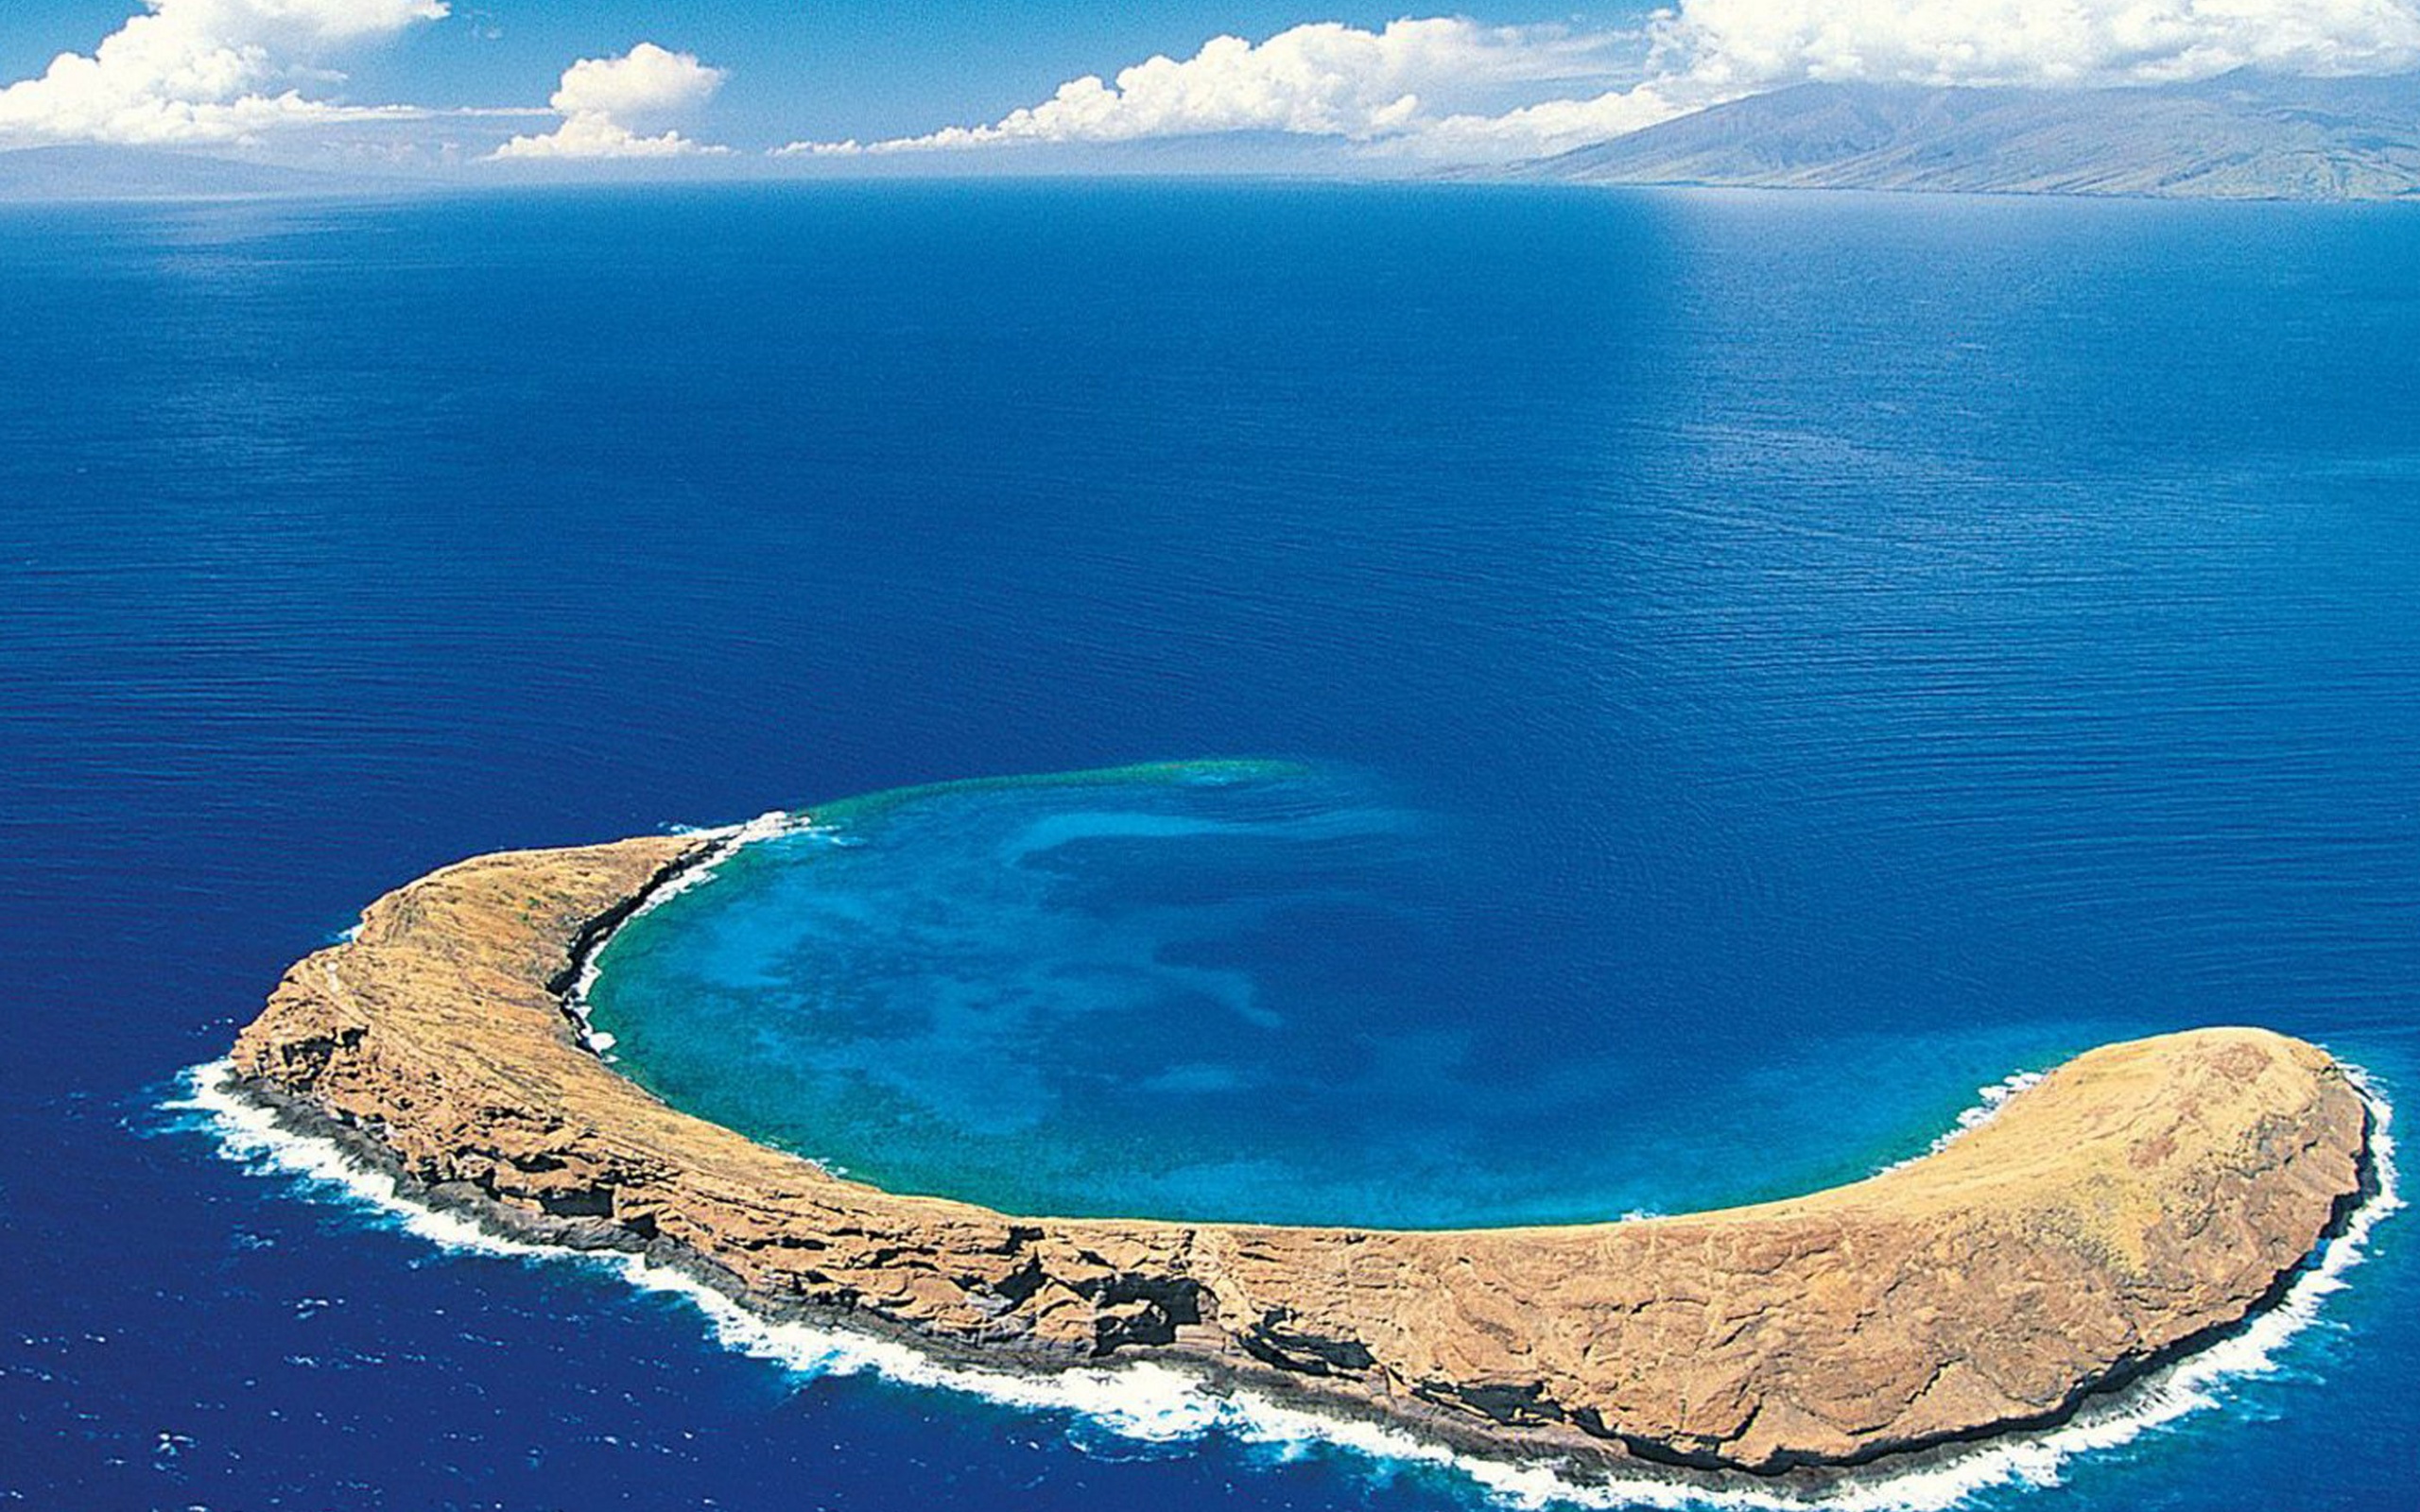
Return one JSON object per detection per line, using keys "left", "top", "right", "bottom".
{"left": 1664, "top": 0, "right": 2420, "bottom": 92}
{"left": 495, "top": 43, "right": 730, "bottom": 160}
{"left": 778, "top": 18, "right": 1639, "bottom": 157}
{"left": 788, "top": 1, "right": 2420, "bottom": 163}
{"left": 0, "top": 0, "right": 448, "bottom": 147}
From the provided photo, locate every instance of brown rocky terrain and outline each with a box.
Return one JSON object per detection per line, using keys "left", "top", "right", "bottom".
{"left": 230, "top": 831, "right": 2372, "bottom": 1478}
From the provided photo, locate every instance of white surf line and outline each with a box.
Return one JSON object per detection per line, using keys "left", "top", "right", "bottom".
{"left": 562, "top": 809, "right": 819, "bottom": 1057}
{"left": 1874, "top": 1069, "right": 2051, "bottom": 1177}
{"left": 164, "top": 1059, "right": 2401, "bottom": 1512}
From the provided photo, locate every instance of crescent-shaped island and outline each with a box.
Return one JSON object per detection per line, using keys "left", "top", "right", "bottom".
{"left": 227, "top": 821, "right": 2377, "bottom": 1483}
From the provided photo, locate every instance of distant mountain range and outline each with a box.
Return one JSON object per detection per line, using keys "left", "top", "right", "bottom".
{"left": 0, "top": 145, "right": 410, "bottom": 202}
{"left": 1522, "top": 72, "right": 2420, "bottom": 201}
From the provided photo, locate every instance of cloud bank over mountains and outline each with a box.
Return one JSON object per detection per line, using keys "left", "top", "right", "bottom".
{"left": 1669, "top": 0, "right": 2420, "bottom": 92}
{"left": 797, "top": 0, "right": 2420, "bottom": 161}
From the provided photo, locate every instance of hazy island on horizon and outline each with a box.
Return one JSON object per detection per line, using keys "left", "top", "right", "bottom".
{"left": 1513, "top": 72, "right": 2420, "bottom": 202}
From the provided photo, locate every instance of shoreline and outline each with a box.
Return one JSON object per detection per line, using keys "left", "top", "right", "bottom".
{"left": 555, "top": 812, "right": 799, "bottom": 1057}
{"left": 183, "top": 1056, "right": 2400, "bottom": 1510}
{"left": 225, "top": 823, "right": 2384, "bottom": 1486}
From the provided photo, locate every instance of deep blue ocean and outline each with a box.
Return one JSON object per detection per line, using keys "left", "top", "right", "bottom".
{"left": 2, "top": 181, "right": 2414, "bottom": 1510}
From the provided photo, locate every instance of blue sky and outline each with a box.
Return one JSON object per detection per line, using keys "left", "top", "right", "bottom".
{"left": 268, "top": 2, "right": 1643, "bottom": 142}
{"left": 2, "top": 0, "right": 2416, "bottom": 172}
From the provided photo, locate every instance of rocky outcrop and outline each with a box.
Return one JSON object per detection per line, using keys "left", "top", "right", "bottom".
{"left": 230, "top": 833, "right": 2373, "bottom": 1478}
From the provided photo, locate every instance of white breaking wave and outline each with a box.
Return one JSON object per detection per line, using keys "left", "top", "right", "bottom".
{"left": 1875, "top": 1069, "right": 2051, "bottom": 1176}
{"left": 1930, "top": 1070, "right": 2049, "bottom": 1151}
{"left": 563, "top": 809, "right": 821, "bottom": 1057}
{"left": 164, "top": 1057, "right": 2400, "bottom": 1512}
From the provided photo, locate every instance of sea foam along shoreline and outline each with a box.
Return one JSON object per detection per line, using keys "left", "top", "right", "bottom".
{"left": 165, "top": 1057, "right": 2401, "bottom": 1512}
{"left": 563, "top": 809, "right": 810, "bottom": 1057}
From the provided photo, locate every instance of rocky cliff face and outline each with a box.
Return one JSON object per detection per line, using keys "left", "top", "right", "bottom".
{"left": 231, "top": 833, "right": 2371, "bottom": 1477}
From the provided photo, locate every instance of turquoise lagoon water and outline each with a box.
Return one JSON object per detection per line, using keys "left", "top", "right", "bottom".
{"left": 586, "top": 760, "right": 2071, "bottom": 1228}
